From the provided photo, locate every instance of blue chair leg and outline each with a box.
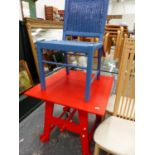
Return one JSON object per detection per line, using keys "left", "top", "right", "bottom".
{"left": 64, "top": 52, "right": 70, "bottom": 75}
{"left": 97, "top": 47, "right": 102, "bottom": 80}
{"left": 37, "top": 47, "right": 46, "bottom": 90}
{"left": 85, "top": 50, "right": 93, "bottom": 102}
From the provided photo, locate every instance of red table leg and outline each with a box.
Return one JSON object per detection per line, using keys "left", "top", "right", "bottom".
{"left": 40, "top": 101, "right": 54, "bottom": 142}
{"left": 89, "top": 115, "right": 102, "bottom": 142}
{"left": 78, "top": 110, "right": 91, "bottom": 155}
{"left": 39, "top": 103, "right": 100, "bottom": 154}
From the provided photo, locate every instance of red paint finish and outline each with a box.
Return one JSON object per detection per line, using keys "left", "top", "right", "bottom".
{"left": 25, "top": 69, "right": 114, "bottom": 116}
{"left": 24, "top": 69, "right": 114, "bottom": 155}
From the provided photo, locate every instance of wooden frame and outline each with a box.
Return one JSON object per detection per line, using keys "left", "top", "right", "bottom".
{"left": 106, "top": 15, "right": 122, "bottom": 24}
{"left": 105, "top": 25, "right": 128, "bottom": 38}
{"left": 114, "top": 27, "right": 124, "bottom": 59}
{"left": 117, "top": 33, "right": 128, "bottom": 67}
{"left": 114, "top": 27, "right": 128, "bottom": 65}
{"left": 104, "top": 32, "right": 112, "bottom": 54}
{"left": 103, "top": 25, "right": 128, "bottom": 55}
{"left": 25, "top": 18, "right": 63, "bottom": 76}
{"left": 19, "top": 60, "right": 33, "bottom": 94}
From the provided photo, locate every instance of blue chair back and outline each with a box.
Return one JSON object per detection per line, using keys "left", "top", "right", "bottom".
{"left": 63, "top": 0, "right": 109, "bottom": 41}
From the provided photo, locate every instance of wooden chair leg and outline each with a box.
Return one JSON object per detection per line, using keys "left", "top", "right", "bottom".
{"left": 94, "top": 144, "right": 100, "bottom": 155}
{"left": 107, "top": 37, "right": 112, "bottom": 54}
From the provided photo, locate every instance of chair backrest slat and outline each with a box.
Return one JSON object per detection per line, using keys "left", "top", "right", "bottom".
{"left": 113, "top": 38, "right": 135, "bottom": 121}
{"left": 63, "top": 0, "right": 109, "bottom": 41}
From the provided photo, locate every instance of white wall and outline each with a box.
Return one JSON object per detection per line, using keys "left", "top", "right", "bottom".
{"left": 108, "top": 0, "right": 135, "bottom": 15}
{"left": 19, "top": 0, "right": 23, "bottom": 21}
{"left": 35, "top": 0, "right": 135, "bottom": 30}
{"left": 36, "top": 0, "right": 65, "bottom": 19}
{"left": 36, "top": 0, "right": 135, "bottom": 19}
{"left": 36, "top": 0, "right": 134, "bottom": 19}
{"left": 108, "top": 0, "right": 135, "bottom": 31}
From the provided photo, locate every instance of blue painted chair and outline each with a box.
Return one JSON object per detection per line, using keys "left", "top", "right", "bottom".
{"left": 36, "top": 0, "right": 109, "bottom": 102}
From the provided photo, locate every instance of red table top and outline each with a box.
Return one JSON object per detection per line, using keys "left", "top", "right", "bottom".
{"left": 25, "top": 69, "right": 114, "bottom": 116}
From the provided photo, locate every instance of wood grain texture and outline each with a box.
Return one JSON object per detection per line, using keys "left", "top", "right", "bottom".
{"left": 113, "top": 38, "right": 135, "bottom": 121}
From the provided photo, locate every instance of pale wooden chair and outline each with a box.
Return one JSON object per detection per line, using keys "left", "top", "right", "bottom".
{"left": 94, "top": 38, "right": 135, "bottom": 155}
{"left": 106, "top": 36, "right": 133, "bottom": 114}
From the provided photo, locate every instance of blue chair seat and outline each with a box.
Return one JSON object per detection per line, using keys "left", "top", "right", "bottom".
{"left": 37, "top": 40, "right": 103, "bottom": 53}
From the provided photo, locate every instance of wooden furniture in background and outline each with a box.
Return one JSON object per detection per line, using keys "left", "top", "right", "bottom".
{"left": 58, "top": 10, "right": 64, "bottom": 21}
{"left": 104, "top": 24, "right": 128, "bottom": 55}
{"left": 94, "top": 38, "right": 135, "bottom": 155}
{"left": 45, "top": 5, "right": 59, "bottom": 21}
{"left": 114, "top": 28, "right": 128, "bottom": 66}
{"left": 106, "top": 15, "right": 122, "bottom": 24}
{"left": 113, "top": 27, "right": 124, "bottom": 60}
{"left": 24, "top": 18, "right": 63, "bottom": 28}
{"left": 25, "top": 18, "right": 63, "bottom": 76}
{"left": 105, "top": 24, "right": 128, "bottom": 38}
{"left": 104, "top": 32, "right": 112, "bottom": 54}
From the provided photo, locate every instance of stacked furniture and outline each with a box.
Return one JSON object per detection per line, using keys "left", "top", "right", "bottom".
{"left": 25, "top": 1, "right": 115, "bottom": 155}
{"left": 37, "top": 0, "right": 109, "bottom": 101}
{"left": 104, "top": 24, "right": 128, "bottom": 55}
{"left": 114, "top": 28, "right": 128, "bottom": 66}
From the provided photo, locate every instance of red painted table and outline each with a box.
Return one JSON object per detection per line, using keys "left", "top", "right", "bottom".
{"left": 25, "top": 69, "right": 114, "bottom": 155}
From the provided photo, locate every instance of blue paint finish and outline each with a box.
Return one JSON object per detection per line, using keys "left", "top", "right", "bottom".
{"left": 63, "top": 0, "right": 109, "bottom": 41}
{"left": 36, "top": 0, "right": 109, "bottom": 101}
{"left": 97, "top": 47, "right": 103, "bottom": 80}
{"left": 37, "top": 40, "right": 103, "bottom": 53}
{"left": 37, "top": 44, "right": 46, "bottom": 90}
{"left": 85, "top": 48, "right": 93, "bottom": 101}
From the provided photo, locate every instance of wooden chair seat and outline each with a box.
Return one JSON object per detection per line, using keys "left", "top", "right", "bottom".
{"left": 106, "top": 95, "right": 134, "bottom": 118}
{"left": 94, "top": 116, "right": 135, "bottom": 155}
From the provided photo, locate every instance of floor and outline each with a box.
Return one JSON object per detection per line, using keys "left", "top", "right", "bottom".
{"left": 19, "top": 70, "right": 117, "bottom": 155}
{"left": 19, "top": 104, "right": 106, "bottom": 155}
